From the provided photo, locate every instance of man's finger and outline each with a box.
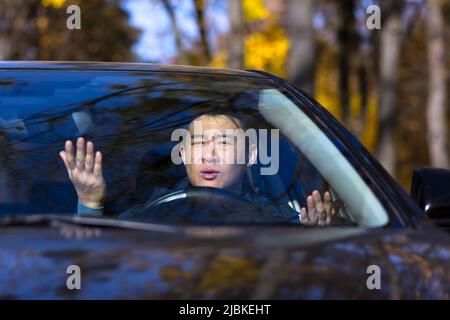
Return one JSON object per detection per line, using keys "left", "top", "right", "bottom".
{"left": 76, "top": 137, "right": 85, "bottom": 170}
{"left": 59, "top": 151, "right": 69, "bottom": 170}
{"left": 313, "top": 190, "right": 325, "bottom": 214}
{"left": 323, "top": 191, "right": 334, "bottom": 225}
{"left": 325, "top": 213, "right": 332, "bottom": 225}
{"left": 323, "top": 191, "right": 333, "bottom": 212}
{"left": 65, "top": 140, "right": 75, "bottom": 169}
{"left": 300, "top": 207, "right": 308, "bottom": 225}
{"left": 312, "top": 190, "right": 326, "bottom": 226}
{"left": 307, "top": 195, "right": 316, "bottom": 223}
{"left": 93, "top": 151, "right": 103, "bottom": 178}
{"left": 85, "top": 141, "right": 95, "bottom": 173}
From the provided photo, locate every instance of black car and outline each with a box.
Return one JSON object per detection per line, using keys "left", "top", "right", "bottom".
{"left": 0, "top": 61, "right": 449, "bottom": 299}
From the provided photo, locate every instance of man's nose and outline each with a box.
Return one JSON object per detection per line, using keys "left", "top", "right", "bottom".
{"left": 202, "top": 140, "right": 218, "bottom": 163}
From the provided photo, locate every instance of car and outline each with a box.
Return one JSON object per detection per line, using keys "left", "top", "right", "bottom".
{"left": 0, "top": 61, "right": 449, "bottom": 299}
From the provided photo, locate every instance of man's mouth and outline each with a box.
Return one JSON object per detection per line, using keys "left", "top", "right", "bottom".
{"left": 200, "top": 169, "right": 220, "bottom": 180}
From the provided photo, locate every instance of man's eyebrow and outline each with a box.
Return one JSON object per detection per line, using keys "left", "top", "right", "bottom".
{"left": 190, "top": 134, "right": 207, "bottom": 141}
{"left": 189, "top": 132, "right": 238, "bottom": 141}
{"left": 190, "top": 133, "right": 234, "bottom": 138}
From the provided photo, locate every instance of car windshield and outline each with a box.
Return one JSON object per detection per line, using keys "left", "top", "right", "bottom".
{"left": 0, "top": 70, "right": 388, "bottom": 227}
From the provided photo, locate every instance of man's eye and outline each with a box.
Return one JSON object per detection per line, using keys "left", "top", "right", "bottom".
{"left": 217, "top": 138, "right": 233, "bottom": 145}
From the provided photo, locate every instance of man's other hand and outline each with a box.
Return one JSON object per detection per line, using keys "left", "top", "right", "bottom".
{"left": 300, "top": 190, "right": 336, "bottom": 226}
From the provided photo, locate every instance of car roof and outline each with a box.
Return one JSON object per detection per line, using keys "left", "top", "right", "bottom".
{"left": 0, "top": 61, "right": 267, "bottom": 78}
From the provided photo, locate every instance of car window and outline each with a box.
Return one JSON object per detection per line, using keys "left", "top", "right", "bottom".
{"left": 0, "top": 71, "right": 388, "bottom": 227}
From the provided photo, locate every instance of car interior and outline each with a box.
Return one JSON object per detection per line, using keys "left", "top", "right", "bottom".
{"left": 0, "top": 72, "right": 386, "bottom": 227}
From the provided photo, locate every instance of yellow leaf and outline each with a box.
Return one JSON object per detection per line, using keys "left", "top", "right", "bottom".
{"left": 41, "top": 0, "right": 66, "bottom": 9}
{"left": 244, "top": 25, "right": 289, "bottom": 76}
{"left": 209, "top": 50, "right": 229, "bottom": 68}
{"left": 243, "top": 0, "right": 269, "bottom": 21}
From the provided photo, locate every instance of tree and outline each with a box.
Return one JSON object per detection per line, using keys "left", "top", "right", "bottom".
{"left": 161, "top": 0, "right": 188, "bottom": 64}
{"left": 228, "top": 0, "right": 244, "bottom": 69}
{"left": 0, "top": 0, "right": 140, "bottom": 61}
{"left": 193, "top": 0, "right": 211, "bottom": 63}
{"left": 0, "top": 0, "right": 40, "bottom": 60}
{"left": 336, "top": 0, "right": 356, "bottom": 126}
{"left": 286, "top": 0, "right": 316, "bottom": 96}
{"left": 425, "top": 0, "right": 449, "bottom": 168}
{"left": 377, "top": 0, "right": 403, "bottom": 176}
{"left": 241, "top": 0, "right": 289, "bottom": 77}
{"left": 210, "top": 0, "right": 290, "bottom": 75}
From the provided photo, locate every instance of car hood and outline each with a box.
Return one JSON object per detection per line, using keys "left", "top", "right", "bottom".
{"left": 0, "top": 215, "right": 449, "bottom": 299}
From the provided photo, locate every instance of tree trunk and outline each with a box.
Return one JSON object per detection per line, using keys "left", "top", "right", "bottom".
{"left": 286, "top": 0, "right": 315, "bottom": 96}
{"left": 354, "top": 51, "right": 369, "bottom": 136}
{"left": 425, "top": 0, "right": 449, "bottom": 168}
{"left": 193, "top": 0, "right": 211, "bottom": 62}
{"left": 228, "top": 0, "right": 244, "bottom": 69}
{"left": 161, "top": 0, "right": 188, "bottom": 64}
{"left": 377, "top": 0, "right": 403, "bottom": 176}
{"left": 337, "top": 0, "right": 355, "bottom": 126}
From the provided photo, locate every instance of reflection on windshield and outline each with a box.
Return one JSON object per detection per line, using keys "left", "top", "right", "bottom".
{"left": 0, "top": 71, "right": 377, "bottom": 227}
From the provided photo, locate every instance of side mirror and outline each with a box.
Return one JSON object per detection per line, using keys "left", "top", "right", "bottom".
{"left": 411, "top": 168, "right": 450, "bottom": 220}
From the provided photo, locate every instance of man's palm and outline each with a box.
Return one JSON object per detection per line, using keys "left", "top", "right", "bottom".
{"left": 59, "top": 137, "right": 106, "bottom": 208}
{"left": 300, "top": 190, "right": 336, "bottom": 226}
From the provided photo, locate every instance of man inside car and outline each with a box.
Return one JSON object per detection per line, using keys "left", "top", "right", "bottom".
{"left": 59, "top": 112, "right": 336, "bottom": 226}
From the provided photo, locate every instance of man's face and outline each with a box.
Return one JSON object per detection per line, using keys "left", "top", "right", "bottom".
{"left": 180, "top": 115, "right": 256, "bottom": 192}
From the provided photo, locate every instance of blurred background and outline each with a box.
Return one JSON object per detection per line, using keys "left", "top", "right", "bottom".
{"left": 0, "top": 0, "right": 449, "bottom": 191}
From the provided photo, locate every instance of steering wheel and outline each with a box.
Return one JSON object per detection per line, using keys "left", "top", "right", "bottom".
{"left": 147, "top": 187, "right": 250, "bottom": 207}
{"left": 130, "top": 186, "right": 281, "bottom": 224}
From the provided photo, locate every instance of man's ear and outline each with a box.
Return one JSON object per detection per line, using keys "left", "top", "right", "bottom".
{"left": 247, "top": 144, "right": 257, "bottom": 167}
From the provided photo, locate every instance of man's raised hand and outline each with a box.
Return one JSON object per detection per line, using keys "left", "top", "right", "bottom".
{"left": 59, "top": 137, "right": 106, "bottom": 208}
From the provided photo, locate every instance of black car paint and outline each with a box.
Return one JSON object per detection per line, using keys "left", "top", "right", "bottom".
{"left": 0, "top": 215, "right": 449, "bottom": 299}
